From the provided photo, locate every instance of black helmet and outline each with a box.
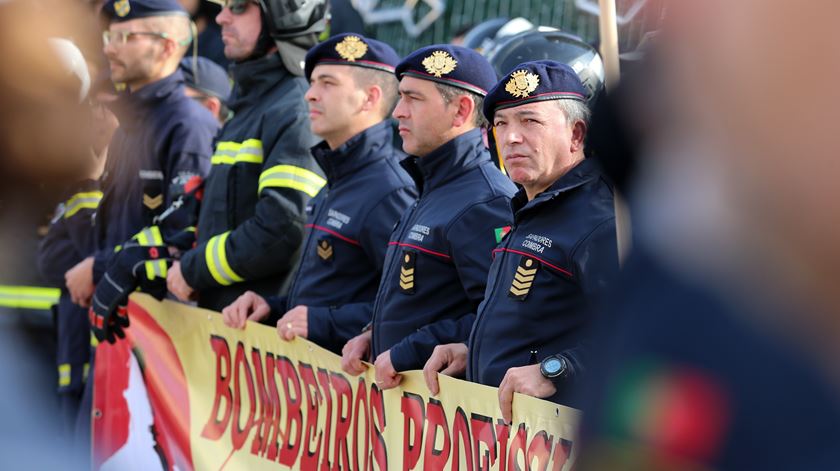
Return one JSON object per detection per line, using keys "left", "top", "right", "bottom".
{"left": 461, "top": 18, "right": 509, "bottom": 53}
{"left": 487, "top": 29, "right": 605, "bottom": 102}
{"left": 258, "top": 0, "right": 328, "bottom": 40}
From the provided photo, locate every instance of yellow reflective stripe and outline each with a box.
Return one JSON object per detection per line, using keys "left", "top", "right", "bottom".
{"left": 204, "top": 232, "right": 244, "bottom": 286}
{"left": 258, "top": 165, "right": 326, "bottom": 197}
{"left": 64, "top": 191, "right": 103, "bottom": 218}
{"left": 58, "top": 364, "right": 71, "bottom": 387}
{"left": 143, "top": 259, "right": 167, "bottom": 280}
{"left": 133, "top": 226, "right": 164, "bottom": 246}
{"left": 83, "top": 363, "right": 90, "bottom": 382}
{"left": 90, "top": 334, "right": 99, "bottom": 348}
{"left": 211, "top": 139, "right": 264, "bottom": 165}
{"left": 0, "top": 285, "right": 60, "bottom": 310}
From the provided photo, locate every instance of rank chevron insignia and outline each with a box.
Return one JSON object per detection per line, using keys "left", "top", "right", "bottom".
{"left": 317, "top": 239, "right": 333, "bottom": 261}
{"left": 143, "top": 193, "right": 163, "bottom": 210}
{"left": 509, "top": 257, "right": 539, "bottom": 300}
{"left": 399, "top": 251, "right": 416, "bottom": 294}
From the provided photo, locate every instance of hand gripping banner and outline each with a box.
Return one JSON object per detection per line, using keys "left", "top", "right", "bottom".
{"left": 92, "top": 294, "right": 581, "bottom": 470}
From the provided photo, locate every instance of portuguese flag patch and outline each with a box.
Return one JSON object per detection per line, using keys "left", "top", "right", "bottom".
{"left": 494, "top": 226, "right": 512, "bottom": 243}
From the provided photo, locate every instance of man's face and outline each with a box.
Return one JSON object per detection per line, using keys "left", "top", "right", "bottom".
{"left": 392, "top": 76, "right": 458, "bottom": 157}
{"left": 305, "top": 64, "right": 368, "bottom": 145}
{"left": 103, "top": 19, "right": 167, "bottom": 89}
{"left": 216, "top": 1, "right": 261, "bottom": 61}
{"left": 493, "top": 101, "right": 583, "bottom": 192}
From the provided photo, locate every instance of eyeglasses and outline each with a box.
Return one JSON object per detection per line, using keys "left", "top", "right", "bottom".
{"left": 221, "top": 0, "right": 257, "bottom": 15}
{"left": 102, "top": 30, "right": 171, "bottom": 47}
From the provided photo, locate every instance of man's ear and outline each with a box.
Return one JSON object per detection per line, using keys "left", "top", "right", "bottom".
{"left": 361, "top": 85, "right": 382, "bottom": 113}
{"left": 451, "top": 94, "right": 475, "bottom": 128}
{"left": 570, "top": 119, "right": 587, "bottom": 153}
{"left": 205, "top": 97, "right": 222, "bottom": 121}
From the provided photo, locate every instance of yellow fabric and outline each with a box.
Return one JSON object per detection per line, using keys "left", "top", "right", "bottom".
{"left": 0, "top": 285, "right": 60, "bottom": 310}
{"left": 64, "top": 191, "right": 103, "bottom": 218}
{"left": 211, "top": 139, "right": 264, "bottom": 165}
{"left": 204, "top": 232, "right": 244, "bottom": 286}
{"left": 258, "top": 164, "right": 326, "bottom": 197}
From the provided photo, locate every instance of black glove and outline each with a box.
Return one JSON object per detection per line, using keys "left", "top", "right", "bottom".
{"left": 89, "top": 244, "right": 169, "bottom": 344}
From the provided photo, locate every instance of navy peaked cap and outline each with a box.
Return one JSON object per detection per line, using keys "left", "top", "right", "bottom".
{"left": 102, "top": 0, "right": 188, "bottom": 22}
{"left": 483, "top": 60, "right": 587, "bottom": 121}
{"left": 179, "top": 57, "right": 232, "bottom": 102}
{"left": 395, "top": 44, "right": 496, "bottom": 96}
{"left": 305, "top": 33, "right": 401, "bottom": 82}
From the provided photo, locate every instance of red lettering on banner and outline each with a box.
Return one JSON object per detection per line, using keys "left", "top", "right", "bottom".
{"left": 298, "top": 362, "right": 323, "bottom": 469}
{"left": 549, "top": 439, "right": 573, "bottom": 471}
{"left": 451, "top": 407, "right": 474, "bottom": 471}
{"left": 231, "top": 342, "right": 257, "bottom": 452}
{"left": 330, "top": 372, "right": 353, "bottom": 471}
{"left": 495, "top": 420, "right": 511, "bottom": 471}
{"left": 277, "top": 356, "right": 303, "bottom": 466}
{"left": 316, "top": 368, "right": 333, "bottom": 470}
{"left": 370, "top": 385, "right": 388, "bottom": 470}
{"left": 201, "top": 336, "right": 233, "bottom": 440}
{"left": 527, "top": 431, "right": 552, "bottom": 471}
{"left": 423, "top": 398, "right": 451, "bottom": 469}
{"left": 402, "top": 392, "right": 425, "bottom": 470}
{"left": 507, "top": 423, "right": 528, "bottom": 471}
{"left": 471, "top": 413, "right": 497, "bottom": 470}
{"left": 249, "top": 350, "right": 281, "bottom": 458}
{"left": 352, "top": 377, "right": 371, "bottom": 471}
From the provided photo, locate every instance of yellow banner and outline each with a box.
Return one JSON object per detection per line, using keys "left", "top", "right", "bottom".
{"left": 92, "top": 294, "right": 580, "bottom": 470}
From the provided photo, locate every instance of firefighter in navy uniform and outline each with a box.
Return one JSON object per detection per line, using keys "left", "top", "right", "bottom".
{"left": 64, "top": 0, "right": 219, "bottom": 308}
{"left": 340, "top": 45, "right": 518, "bottom": 388}
{"left": 167, "top": 0, "right": 327, "bottom": 311}
{"left": 423, "top": 61, "right": 618, "bottom": 420}
{"left": 220, "top": 34, "right": 416, "bottom": 354}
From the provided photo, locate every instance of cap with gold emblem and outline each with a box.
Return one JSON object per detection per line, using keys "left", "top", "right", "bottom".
{"left": 483, "top": 60, "right": 587, "bottom": 122}
{"left": 304, "top": 33, "right": 401, "bottom": 82}
{"left": 395, "top": 44, "right": 496, "bottom": 96}
{"left": 102, "top": 0, "right": 188, "bottom": 22}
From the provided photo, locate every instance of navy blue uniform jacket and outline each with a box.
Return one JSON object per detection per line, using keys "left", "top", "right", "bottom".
{"left": 268, "top": 121, "right": 417, "bottom": 353}
{"left": 371, "top": 129, "right": 517, "bottom": 371}
{"left": 467, "top": 158, "right": 618, "bottom": 407}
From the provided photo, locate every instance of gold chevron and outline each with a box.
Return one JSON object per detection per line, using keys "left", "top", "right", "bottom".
{"left": 513, "top": 273, "right": 535, "bottom": 283}
{"left": 511, "top": 279, "right": 533, "bottom": 291}
{"left": 400, "top": 280, "right": 414, "bottom": 290}
{"left": 400, "top": 274, "right": 414, "bottom": 283}
{"left": 516, "top": 266, "right": 538, "bottom": 277}
{"left": 143, "top": 193, "right": 163, "bottom": 209}
{"left": 317, "top": 247, "right": 333, "bottom": 260}
{"left": 401, "top": 267, "right": 414, "bottom": 276}
{"left": 509, "top": 286, "right": 529, "bottom": 296}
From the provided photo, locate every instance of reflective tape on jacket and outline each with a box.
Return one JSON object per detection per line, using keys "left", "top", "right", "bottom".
{"left": 58, "top": 363, "right": 71, "bottom": 387}
{"left": 64, "top": 191, "right": 103, "bottom": 218}
{"left": 210, "top": 139, "right": 264, "bottom": 165}
{"left": 205, "top": 231, "right": 244, "bottom": 286}
{"left": 133, "top": 226, "right": 167, "bottom": 280}
{"left": 0, "top": 285, "right": 60, "bottom": 310}
{"left": 258, "top": 164, "right": 326, "bottom": 197}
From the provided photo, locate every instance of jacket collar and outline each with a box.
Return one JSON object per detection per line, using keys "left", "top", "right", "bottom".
{"left": 113, "top": 70, "right": 185, "bottom": 126}
{"left": 228, "top": 53, "right": 289, "bottom": 111}
{"left": 511, "top": 158, "right": 601, "bottom": 215}
{"left": 400, "top": 128, "right": 488, "bottom": 194}
{"left": 312, "top": 120, "right": 398, "bottom": 185}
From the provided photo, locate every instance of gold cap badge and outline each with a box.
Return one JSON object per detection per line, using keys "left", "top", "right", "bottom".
{"left": 114, "top": 0, "right": 131, "bottom": 17}
{"left": 335, "top": 35, "right": 368, "bottom": 62}
{"left": 422, "top": 51, "right": 458, "bottom": 77}
{"left": 505, "top": 70, "right": 540, "bottom": 99}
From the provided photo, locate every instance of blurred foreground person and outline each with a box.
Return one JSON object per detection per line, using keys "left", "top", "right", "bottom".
{"left": 423, "top": 61, "right": 617, "bottom": 421}
{"left": 221, "top": 34, "right": 416, "bottom": 354}
{"left": 578, "top": 1, "right": 840, "bottom": 469}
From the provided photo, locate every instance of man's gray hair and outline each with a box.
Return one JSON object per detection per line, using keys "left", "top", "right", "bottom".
{"left": 556, "top": 99, "right": 591, "bottom": 128}
{"left": 434, "top": 82, "right": 488, "bottom": 128}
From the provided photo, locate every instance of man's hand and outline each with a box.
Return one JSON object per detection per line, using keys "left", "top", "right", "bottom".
{"left": 341, "top": 330, "right": 372, "bottom": 376}
{"left": 167, "top": 261, "right": 195, "bottom": 302}
{"left": 221, "top": 291, "right": 270, "bottom": 329}
{"left": 65, "top": 256, "right": 95, "bottom": 307}
{"left": 423, "top": 343, "right": 468, "bottom": 395}
{"left": 498, "top": 364, "right": 557, "bottom": 424}
{"left": 374, "top": 349, "right": 402, "bottom": 390}
{"left": 276, "top": 305, "right": 308, "bottom": 340}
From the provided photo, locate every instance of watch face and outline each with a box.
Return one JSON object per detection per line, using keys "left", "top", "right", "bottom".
{"left": 544, "top": 357, "right": 563, "bottom": 374}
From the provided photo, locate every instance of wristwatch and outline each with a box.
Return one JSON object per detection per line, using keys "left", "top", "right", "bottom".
{"left": 539, "top": 354, "right": 568, "bottom": 379}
